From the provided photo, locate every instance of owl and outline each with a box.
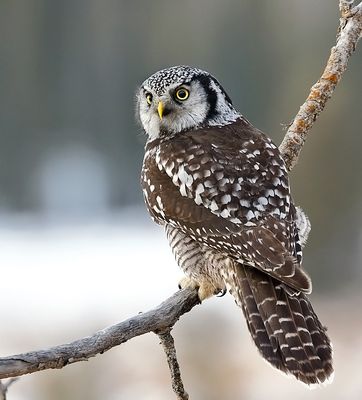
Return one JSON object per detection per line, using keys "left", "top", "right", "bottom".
{"left": 137, "top": 65, "right": 333, "bottom": 385}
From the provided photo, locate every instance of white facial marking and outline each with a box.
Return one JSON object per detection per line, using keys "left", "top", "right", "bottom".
{"left": 207, "top": 79, "right": 239, "bottom": 126}
{"left": 139, "top": 80, "right": 209, "bottom": 140}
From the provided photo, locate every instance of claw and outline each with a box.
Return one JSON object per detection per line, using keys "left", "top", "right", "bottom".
{"left": 216, "top": 288, "right": 227, "bottom": 297}
{"left": 178, "top": 276, "right": 218, "bottom": 301}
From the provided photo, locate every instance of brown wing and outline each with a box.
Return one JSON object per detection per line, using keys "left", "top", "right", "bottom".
{"left": 141, "top": 118, "right": 311, "bottom": 293}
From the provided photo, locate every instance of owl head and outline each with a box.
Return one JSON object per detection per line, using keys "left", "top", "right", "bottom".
{"left": 137, "top": 66, "right": 239, "bottom": 140}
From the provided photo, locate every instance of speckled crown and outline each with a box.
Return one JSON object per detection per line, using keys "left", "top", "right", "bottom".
{"left": 142, "top": 65, "right": 209, "bottom": 95}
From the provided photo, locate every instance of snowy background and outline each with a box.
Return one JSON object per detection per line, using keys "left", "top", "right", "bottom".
{"left": 1, "top": 212, "right": 362, "bottom": 399}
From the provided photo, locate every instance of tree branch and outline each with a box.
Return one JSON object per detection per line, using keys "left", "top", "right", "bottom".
{"left": 279, "top": 0, "right": 362, "bottom": 170}
{"left": 158, "top": 329, "right": 189, "bottom": 400}
{"left": 0, "top": 2, "right": 361, "bottom": 399}
{"left": 340, "top": 0, "right": 356, "bottom": 17}
{"left": 0, "top": 288, "right": 199, "bottom": 379}
{"left": 0, "top": 379, "right": 18, "bottom": 400}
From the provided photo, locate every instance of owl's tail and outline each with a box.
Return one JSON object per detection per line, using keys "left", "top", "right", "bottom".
{"left": 225, "top": 263, "right": 333, "bottom": 385}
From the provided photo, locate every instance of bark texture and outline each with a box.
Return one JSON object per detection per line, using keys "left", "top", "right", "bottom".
{"left": 0, "top": 289, "right": 199, "bottom": 379}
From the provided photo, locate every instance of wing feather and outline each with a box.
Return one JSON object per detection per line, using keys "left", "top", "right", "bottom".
{"left": 142, "top": 119, "right": 311, "bottom": 293}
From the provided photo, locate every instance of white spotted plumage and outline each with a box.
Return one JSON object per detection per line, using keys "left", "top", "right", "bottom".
{"left": 138, "top": 65, "right": 333, "bottom": 385}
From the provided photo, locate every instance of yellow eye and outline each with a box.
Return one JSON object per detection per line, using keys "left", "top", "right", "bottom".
{"left": 175, "top": 87, "right": 189, "bottom": 101}
{"left": 146, "top": 92, "right": 153, "bottom": 105}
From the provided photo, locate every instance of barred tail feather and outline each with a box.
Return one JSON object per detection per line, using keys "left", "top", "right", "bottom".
{"left": 225, "top": 263, "right": 333, "bottom": 385}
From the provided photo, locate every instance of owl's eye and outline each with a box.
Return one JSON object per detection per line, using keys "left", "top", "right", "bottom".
{"left": 145, "top": 92, "right": 153, "bottom": 105}
{"left": 175, "top": 88, "right": 190, "bottom": 101}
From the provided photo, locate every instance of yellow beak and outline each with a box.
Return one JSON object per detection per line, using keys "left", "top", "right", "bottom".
{"left": 157, "top": 101, "right": 164, "bottom": 120}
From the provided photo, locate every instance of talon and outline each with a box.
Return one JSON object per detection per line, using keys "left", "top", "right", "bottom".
{"left": 216, "top": 288, "right": 227, "bottom": 297}
{"left": 178, "top": 276, "right": 199, "bottom": 291}
{"left": 178, "top": 276, "right": 216, "bottom": 301}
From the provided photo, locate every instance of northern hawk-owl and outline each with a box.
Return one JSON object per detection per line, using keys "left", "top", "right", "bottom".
{"left": 137, "top": 65, "right": 333, "bottom": 385}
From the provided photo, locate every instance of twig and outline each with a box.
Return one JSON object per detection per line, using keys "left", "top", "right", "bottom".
{"left": 279, "top": 0, "right": 362, "bottom": 170}
{"left": 158, "top": 329, "right": 189, "bottom": 400}
{"left": 340, "top": 0, "right": 355, "bottom": 17}
{"left": 0, "top": 379, "right": 18, "bottom": 400}
{"left": 0, "top": 288, "right": 199, "bottom": 379}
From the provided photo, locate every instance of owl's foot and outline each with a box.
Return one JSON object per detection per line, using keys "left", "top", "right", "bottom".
{"left": 178, "top": 276, "right": 224, "bottom": 302}
{"left": 216, "top": 287, "right": 227, "bottom": 297}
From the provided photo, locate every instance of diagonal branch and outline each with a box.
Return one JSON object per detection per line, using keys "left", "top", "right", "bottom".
{"left": 0, "top": 288, "right": 199, "bottom": 379}
{"left": 279, "top": 0, "right": 362, "bottom": 170}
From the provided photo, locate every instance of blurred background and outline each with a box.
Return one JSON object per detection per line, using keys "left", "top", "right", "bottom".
{"left": 0, "top": 0, "right": 361, "bottom": 399}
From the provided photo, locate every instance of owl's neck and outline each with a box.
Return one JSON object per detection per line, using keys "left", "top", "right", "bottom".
{"left": 201, "top": 77, "right": 240, "bottom": 128}
{"left": 205, "top": 108, "right": 240, "bottom": 128}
